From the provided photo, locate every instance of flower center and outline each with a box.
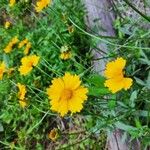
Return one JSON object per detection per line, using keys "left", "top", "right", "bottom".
{"left": 0, "top": 69, "right": 3, "bottom": 74}
{"left": 50, "top": 131, "right": 56, "bottom": 138}
{"left": 61, "top": 89, "right": 73, "bottom": 100}
{"left": 27, "top": 61, "right": 33, "bottom": 67}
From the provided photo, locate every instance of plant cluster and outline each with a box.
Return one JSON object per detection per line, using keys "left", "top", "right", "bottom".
{"left": 0, "top": 0, "right": 149, "bottom": 149}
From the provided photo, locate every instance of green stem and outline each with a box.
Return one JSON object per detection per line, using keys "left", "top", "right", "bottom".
{"left": 36, "top": 66, "right": 51, "bottom": 78}
{"left": 27, "top": 111, "right": 49, "bottom": 134}
{"left": 69, "top": 18, "right": 150, "bottom": 50}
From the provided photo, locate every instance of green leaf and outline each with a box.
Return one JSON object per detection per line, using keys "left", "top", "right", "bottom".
{"left": 140, "top": 58, "right": 150, "bottom": 65}
{"left": 88, "top": 74, "right": 105, "bottom": 87}
{"left": 143, "top": 137, "right": 150, "bottom": 146}
{"left": 135, "top": 119, "right": 142, "bottom": 128}
{"left": 0, "top": 81, "right": 10, "bottom": 95}
{"left": 130, "top": 91, "right": 137, "bottom": 108}
{"left": 108, "top": 100, "right": 116, "bottom": 109}
{"left": 140, "top": 50, "right": 148, "bottom": 59}
{"left": 88, "top": 86, "right": 110, "bottom": 96}
{"left": 115, "top": 122, "right": 137, "bottom": 132}
{"left": 0, "top": 112, "right": 13, "bottom": 124}
{"left": 0, "top": 123, "right": 4, "bottom": 132}
{"left": 146, "top": 71, "right": 150, "bottom": 89}
{"left": 3, "top": 54, "right": 10, "bottom": 67}
{"left": 138, "top": 110, "right": 149, "bottom": 117}
{"left": 134, "top": 77, "right": 146, "bottom": 86}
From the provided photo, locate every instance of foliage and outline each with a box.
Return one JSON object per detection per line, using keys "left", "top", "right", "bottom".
{"left": 0, "top": 0, "right": 150, "bottom": 149}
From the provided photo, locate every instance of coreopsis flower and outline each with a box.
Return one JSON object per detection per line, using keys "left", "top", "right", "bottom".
{"left": 19, "top": 100, "right": 27, "bottom": 108}
{"left": 9, "top": 0, "right": 16, "bottom": 7}
{"left": 0, "top": 62, "right": 6, "bottom": 80}
{"left": 11, "top": 36, "right": 19, "bottom": 44}
{"left": 104, "top": 57, "right": 133, "bottom": 93}
{"left": 24, "top": 42, "right": 31, "bottom": 55}
{"left": 18, "top": 55, "right": 40, "bottom": 75}
{"left": 4, "top": 44, "right": 13, "bottom": 53}
{"left": 17, "top": 83, "right": 27, "bottom": 108}
{"left": 60, "top": 51, "right": 72, "bottom": 60}
{"left": 17, "top": 83, "right": 26, "bottom": 100}
{"left": 60, "top": 45, "right": 72, "bottom": 60}
{"left": 18, "top": 39, "right": 28, "bottom": 48}
{"left": 35, "top": 0, "right": 52, "bottom": 12}
{"left": 4, "top": 21, "right": 11, "bottom": 29}
{"left": 47, "top": 73, "right": 88, "bottom": 116}
{"left": 18, "top": 39, "right": 31, "bottom": 55}
{"left": 48, "top": 128, "right": 58, "bottom": 141}
{"left": 4, "top": 36, "right": 19, "bottom": 53}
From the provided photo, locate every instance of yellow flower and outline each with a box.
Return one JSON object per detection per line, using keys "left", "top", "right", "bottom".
{"left": 104, "top": 57, "right": 133, "bottom": 93}
{"left": 9, "top": 0, "right": 16, "bottom": 7}
{"left": 60, "top": 51, "right": 72, "bottom": 60}
{"left": 4, "top": 21, "right": 11, "bottom": 29}
{"left": 18, "top": 39, "right": 31, "bottom": 55}
{"left": 17, "top": 83, "right": 27, "bottom": 108}
{"left": 0, "top": 62, "right": 6, "bottom": 80}
{"left": 47, "top": 73, "right": 88, "bottom": 116}
{"left": 18, "top": 55, "right": 40, "bottom": 75}
{"left": 35, "top": 0, "right": 51, "bottom": 12}
{"left": 4, "top": 36, "right": 19, "bottom": 53}
{"left": 24, "top": 42, "right": 31, "bottom": 55}
{"left": 68, "top": 25, "right": 74, "bottom": 33}
{"left": 18, "top": 39, "right": 28, "bottom": 48}
{"left": 48, "top": 128, "right": 58, "bottom": 141}
{"left": 11, "top": 36, "right": 19, "bottom": 44}
{"left": 60, "top": 45, "right": 72, "bottom": 60}
{"left": 4, "top": 45, "right": 12, "bottom": 53}
{"left": 17, "top": 83, "right": 26, "bottom": 100}
{"left": 19, "top": 100, "right": 27, "bottom": 108}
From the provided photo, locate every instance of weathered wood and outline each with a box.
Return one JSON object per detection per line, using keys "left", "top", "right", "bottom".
{"left": 83, "top": 0, "right": 142, "bottom": 150}
{"left": 84, "top": 0, "right": 115, "bottom": 73}
{"left": 107, "top": 129, "right": 141, "bottom": 150}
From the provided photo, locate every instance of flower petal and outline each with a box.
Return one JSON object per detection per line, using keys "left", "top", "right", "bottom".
{"left": 123, "top": 78, "right": 133, "bottom": 90}
{"left": 104, "top": 78, "right": 124, "bottom": 93}
{"left": 68, "top": 86, "right": 88, "bottom": 113}
{"left": 63, "top": 73, "right": 81, "bottom": 90}
{"left": 47, "top": 78, "right": 64, "bottom": 101}
{"left": 55, "top": 99, "right": 68, "bottom": 116}
{"left": 18, "top": 65, "right": 32, "bottom": 75}
{"left": 104, "top": 57, "right": 126, "bottom": 78}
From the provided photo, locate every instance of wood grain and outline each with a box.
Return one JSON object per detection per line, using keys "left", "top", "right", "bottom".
{"left": 84, "top": 0, "right": 115, "bottom": 73}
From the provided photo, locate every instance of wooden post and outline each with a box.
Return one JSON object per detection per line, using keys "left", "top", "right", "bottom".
{"left": 84, "top": 0, "right": 115, "bottom": 73}
{"left": 83, "top": 0, "right": 141, "bottom": 149}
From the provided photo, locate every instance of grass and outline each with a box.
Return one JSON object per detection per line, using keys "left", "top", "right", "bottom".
{"left": 0, "top": 0, "right": 150, "bottom": 149}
